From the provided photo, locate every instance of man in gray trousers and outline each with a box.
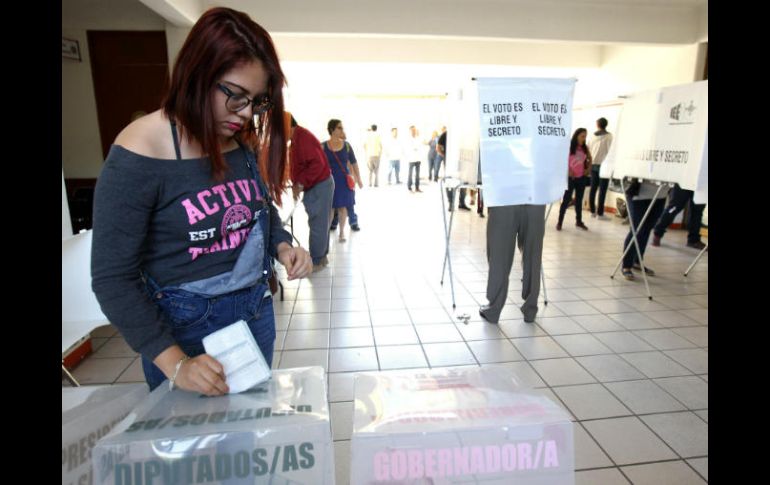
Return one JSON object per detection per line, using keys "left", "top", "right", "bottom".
{"left": 289, "top": 115, "right": 335, "bottom": 271}
{"left": 480, "top": 204, "right": 546, "bottom": 323}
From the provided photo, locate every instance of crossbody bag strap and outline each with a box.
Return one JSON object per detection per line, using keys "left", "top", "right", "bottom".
{"left": 236, "top": 140, "right": 274, "bottom": 276}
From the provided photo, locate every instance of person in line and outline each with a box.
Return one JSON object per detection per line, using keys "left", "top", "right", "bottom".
{"left": 288, "top": 114, "right": 335, "bottom": 271}
{"left": 323, "top": 119, "right": 363, "bottom": 242}
{"left": 557, "top": 128, "right": 592, "bottom": 231}
{"left": 587, "top": 117, "right": 613, "bottom": 219}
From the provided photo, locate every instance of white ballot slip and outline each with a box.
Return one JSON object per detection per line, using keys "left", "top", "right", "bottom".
{"left": 202, "top": 319, "right": 271, "bottom": 394}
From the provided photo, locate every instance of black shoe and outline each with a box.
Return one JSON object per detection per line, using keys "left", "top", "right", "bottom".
{"left": 329, "top": 225, "right": 337, "bottom": 232}
{"left": 458, "top": 205, "right": 471, "bottom": 211}
{"left": 522, "top": 313, "right": 536, "bottom": 323}
{"left": 479, "top": 306, "right": 498, "bottom": 324}
{"left": 521, "top": 306, "right": 537, "bottom": 323}
{"left": 351, "top": 224, "right": 361, "bottom": 232}
{"left": 687, "top": 241, "right": 707, "bottom": 250}
{"left": 632, "top": 263, "right": 655, "bottom": 276}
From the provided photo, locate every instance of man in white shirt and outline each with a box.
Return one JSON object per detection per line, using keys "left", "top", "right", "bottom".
{"left": 364, "top": 124, "right": 383, "bottom": 187}
{"left": 587, "top": 117, "right": 613, "bottom": 219}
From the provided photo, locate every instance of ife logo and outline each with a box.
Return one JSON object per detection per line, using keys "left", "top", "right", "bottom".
{"left": 670, "top": 100, "right": 696, "bottom": 122}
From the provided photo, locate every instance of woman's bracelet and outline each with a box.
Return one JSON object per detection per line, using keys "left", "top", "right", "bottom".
{"left": 169, "top": 355, "right": 190, "bottom": 391}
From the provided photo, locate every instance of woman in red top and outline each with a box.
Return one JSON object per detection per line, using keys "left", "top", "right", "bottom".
{"left": 557, "top": 128, "right": 593, "bottom": 231}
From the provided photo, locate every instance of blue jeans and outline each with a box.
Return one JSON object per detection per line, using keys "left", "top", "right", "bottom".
{"left": 623, "top": 197, "right": 665, "bottom": 269}
{"left": 388, "top": 160, "right": 401, "bottom": 184}
{"left": 407, "top": 162, "right": 421, "bottom": 190}
{"left": 141, "top": 278, "right": 276, "bottom": 391}
{"left": 432, "top": 155, "right": 444, "bottom": 181}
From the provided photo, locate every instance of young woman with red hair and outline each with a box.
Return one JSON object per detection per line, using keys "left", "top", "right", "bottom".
{"left": 91, "top": 7, "right": 312, "bottom": 396}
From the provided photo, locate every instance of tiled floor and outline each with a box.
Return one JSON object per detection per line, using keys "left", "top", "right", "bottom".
{"left": 63, "top": 179, "right": 708, "bottom": 484}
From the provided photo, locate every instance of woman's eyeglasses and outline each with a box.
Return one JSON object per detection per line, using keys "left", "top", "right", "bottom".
{"left": 217, "top": 83, "right": 272, "bottom": 114}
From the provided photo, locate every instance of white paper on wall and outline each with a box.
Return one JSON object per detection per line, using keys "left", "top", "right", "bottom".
{"left": 477, "top": 77, "right": 575, "bottom": 207}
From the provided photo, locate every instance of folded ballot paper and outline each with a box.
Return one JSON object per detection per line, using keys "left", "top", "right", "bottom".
{"left": 202, "top": 320, "right": 271, "bottom": 394}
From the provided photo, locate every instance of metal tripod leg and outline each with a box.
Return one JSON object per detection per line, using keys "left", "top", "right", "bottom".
{"left": 62, "top": 363, "right": 80, "bottom": 387}
{"left": 610, "top": 181, "right": 664, "bottom": 300}
{"left": 440, "top": 179, "right": 461, "bottom": 309}
{"left": 541, "top": 203, "right": 553, "bottom": 305}
{"left": 684, "top": 243, "right": 708, "bottom": 276}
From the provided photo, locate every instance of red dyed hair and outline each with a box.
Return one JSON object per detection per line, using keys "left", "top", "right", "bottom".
{"left": 162, "top": 7, "right": 288, "bottom": 204}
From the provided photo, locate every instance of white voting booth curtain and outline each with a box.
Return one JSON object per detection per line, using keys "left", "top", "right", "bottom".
{"left": 476, "top": 78, "right": 576, "bottom": 207}
{"left": 603, "top": 80, "right": 708, "bottom": 195}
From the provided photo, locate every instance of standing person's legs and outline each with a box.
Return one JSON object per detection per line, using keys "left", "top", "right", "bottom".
{"left": 415, "top": 162, "right": 421, "bottom": 191}
{"left": 330, "top": 209, "right": 338, "bottom": 230}
{"left": 337, "top": 207, "right": 348, "bottom": 242}
{"left": 519, "top": 205, "right": 546, "bottom": 322}
{"left": 598, "top": 177, "right": 610, "bottom": 216}
{"left": 304, "top": 177, "right": 334, "bottom": 266}
{"left": 653, "top": 185, "right": 688, "bottom": 240}
{"left": 623, "top": 198, "right": 652, "bottom": 269}
{"left": 633, "top": 198, "right": 665, "bottom": 265}
{"left": 482, "top": 205, "right": 518, "bottom": 323}
{"left": 367, "top": 157, "right": 376, "bottom": 187}
{"left": 347, "top": 203, "right": 359, "bottom": 229}
{"left": 458, "top": 188, "right": 469, "bottom": 208}
{"left": 373, "top": 156, "right": 380, "bottom": 187}
{"left": 558, "top": 178, "right": 576, "bottom": 225}
{"left": 407, "top": 162, "right": 416, "bottom": 190}
{"left": 388, "top": 160, "right": 395, "bottom": 184}
{"left": 688, "top": 201, "right": 706, "bottom": 244}
{"left": 589, "top": 166, "right": 600, "bottom": 215}
{"left": 477, "top": 188, "right": 484, "bottom": 216}
{"left": 395, "top": 160, "right": 401, "bottom": 183}
{"left": 574, "top": 176, "right": 587, "bottom": 224}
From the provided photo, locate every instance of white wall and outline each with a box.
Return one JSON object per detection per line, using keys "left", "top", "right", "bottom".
{"left": 62, "top": 0, "right": 166, "bottom": 179}
{"left": 598, "top": 44, "right": 701, "bottom": 99}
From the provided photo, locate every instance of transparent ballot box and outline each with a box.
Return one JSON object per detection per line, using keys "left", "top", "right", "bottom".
{"left": 351, "top": 366, "right": 574, "bottom": 485}
{"left": 92, "top": 367, "right": 334, "bottom": 485}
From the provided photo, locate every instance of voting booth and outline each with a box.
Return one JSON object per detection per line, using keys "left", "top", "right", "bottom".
{"left": 602, "top": 80, "right": 708, "bottom": 195}
{"left": 441, "top": 78, "right": 576, "bottom": 309}
{"left": 63, "top": 384, "right": 149, "bottom": 485}
{"left": 600, "top": 80, "right": 709, "bottom": 282}
{"left": 92, "top": 367, "right": 334, "bottom": 485}
{"left": 351, "top": 366, "right": 574, "bottom": 484}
